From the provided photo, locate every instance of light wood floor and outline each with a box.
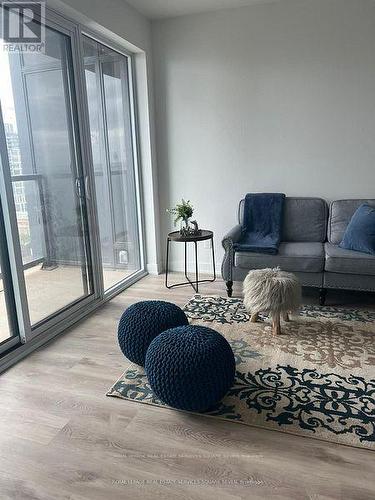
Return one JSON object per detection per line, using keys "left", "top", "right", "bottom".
{"left": 0, "top": 274, "right": 374, "bottom": 499}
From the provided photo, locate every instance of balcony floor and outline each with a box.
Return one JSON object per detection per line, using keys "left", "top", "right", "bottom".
{"left": 0, "top": 264, "right": 133, "bottom": 343}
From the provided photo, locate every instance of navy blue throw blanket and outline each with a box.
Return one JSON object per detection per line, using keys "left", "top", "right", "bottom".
{"left": 234, "top": 193, "right": 285, "bottom": 255}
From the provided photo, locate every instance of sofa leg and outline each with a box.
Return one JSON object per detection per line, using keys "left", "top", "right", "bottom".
{"left": 226, "top": 281, "right": 233, "bottom": 298}
{"left": 319, "top": 288, "right": 327, "bottom": 306}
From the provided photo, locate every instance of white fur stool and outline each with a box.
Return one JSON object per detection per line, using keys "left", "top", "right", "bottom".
{"left": 243, "top": 268, "right": 301, "bottom": 335}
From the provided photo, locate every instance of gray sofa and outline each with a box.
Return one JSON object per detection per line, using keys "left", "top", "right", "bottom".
{"left": 221, "top": 198, "right": 375, "bottom": 304}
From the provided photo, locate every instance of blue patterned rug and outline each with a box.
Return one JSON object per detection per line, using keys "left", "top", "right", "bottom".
{"left": 107, "top": 295, "right": 375, "bottom": 450}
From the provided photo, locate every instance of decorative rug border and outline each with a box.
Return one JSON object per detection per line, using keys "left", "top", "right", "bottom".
{"left": 107, "top": 367, "right": 374, "bottom": 452}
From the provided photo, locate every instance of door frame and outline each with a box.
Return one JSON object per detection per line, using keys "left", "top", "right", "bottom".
{"left": 0, "top": 102, "right": 31, "bottom": 343}
{"left": 76, "top": 27, "right": 147, "bottom": 300}
{"left": 0, "top": 177, "right": 21, "bottom": 354}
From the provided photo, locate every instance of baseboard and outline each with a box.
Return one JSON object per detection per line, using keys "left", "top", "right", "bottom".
{"left": 147, "top": 262, "right": 161, "bottom": 275}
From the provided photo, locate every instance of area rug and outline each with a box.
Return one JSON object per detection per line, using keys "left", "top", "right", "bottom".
{"left": 107, "top": 295, "right": 375, "bottom": 450}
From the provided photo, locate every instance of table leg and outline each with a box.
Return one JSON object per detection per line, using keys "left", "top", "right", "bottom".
{"left": 250, "top": 312, "right": 259, "bottom": 322}
{"left": 165, "top": 238, "right": 170, "bottom": 288}
{"left": 282, "top": 311, "right": 290, "bottom": 322}
{"left": 211, "top": 236, "right": 216, "bottom": 280}
{"left": 184, "top": 241, "right": 188, "bottom": 280}
{"left": 272, "top": 313, "right": 281, "bottom": 335}
{"left": 194, "top": 240, "right": 199, "bottom": 293}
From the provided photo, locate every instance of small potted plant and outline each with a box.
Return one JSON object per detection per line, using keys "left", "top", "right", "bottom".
{"left": 167, "top": 199, "right": 200, "bottom": 236}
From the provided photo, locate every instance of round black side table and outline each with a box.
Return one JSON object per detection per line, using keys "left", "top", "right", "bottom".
{"left": 165, "top": 230, "right": 216, "bottom": 292}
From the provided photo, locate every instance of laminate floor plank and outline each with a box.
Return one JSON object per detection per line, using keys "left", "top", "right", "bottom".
{"left": 0, "top": 274, "right": 374, "bottom": 499}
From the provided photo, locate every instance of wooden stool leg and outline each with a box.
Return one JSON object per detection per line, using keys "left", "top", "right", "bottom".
{"left": 282, "top": 311, "right": 290, "bottom": 322}
{"left": 250, "top": 312, "right": 259, "bottom": 323}
{"left": 272, "top": 313, "right": 281, "bottom": 335}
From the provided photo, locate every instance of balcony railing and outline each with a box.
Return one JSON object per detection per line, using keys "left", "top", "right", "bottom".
{"left": 10, "top": 174, "right": 47, "bottom": 269}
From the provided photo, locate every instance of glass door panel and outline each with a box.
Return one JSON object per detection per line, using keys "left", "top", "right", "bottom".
{"left": 0, "top": 278, "right": 11, "bottom": 344}
{"left": 0, "top": 204, "right": 17, "bottom": 348}
{"left": 83, "top": 37, "right": 141, "bottom": 292}
{"left": 0, "top": 21, "right": 93, "bottom": 328}
{"left": 0, "top": 271, "right": 11, "bottom": 344}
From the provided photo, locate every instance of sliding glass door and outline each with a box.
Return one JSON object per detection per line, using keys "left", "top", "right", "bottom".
{"left": 0, "top": 15, "right": 94, "bottom": 337}
{"left": 0, "top": 6, "right": 145, "bottom": 354}
{"left": 83, "top": 37, "right": 142, "bottom": 293}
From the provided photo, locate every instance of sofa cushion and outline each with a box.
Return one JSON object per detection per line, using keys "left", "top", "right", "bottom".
{"left": 234, "top": 242, "right": 324, "bottom": 273}
{"left": 238, "top": 197, "right": 327, "bottom": 242}
{"left": 340, "top": 204, "right": 375, "bottom": 255}
{"left": 328, "top": 199, "right": 375, "bottom": 245}
{"left": 325, "top": 243, "right": 375, "bottom": 276}
{"left": 281, "top": 198, "right": 328, "bottom": 242}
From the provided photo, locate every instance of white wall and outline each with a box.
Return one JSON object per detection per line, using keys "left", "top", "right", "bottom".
{"left": 51, "top": 0, "right": 151, "bottom": 50}
{"left": 49, "top": 0, "right": 162, "bottom": 274}
{"left": 152, "top": 0, "right": 375, "bottom": 272}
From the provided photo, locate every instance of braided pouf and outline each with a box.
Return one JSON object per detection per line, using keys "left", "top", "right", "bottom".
{"left": 145, "top": 325, "right": 235, "bottom": 412}
{"left": 118, "top": 301, "right": 188, "bottom": 366}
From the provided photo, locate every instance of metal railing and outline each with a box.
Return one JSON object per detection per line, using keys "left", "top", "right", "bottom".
{"left": 10, "top": 174, "right": 49, "bottom": 269}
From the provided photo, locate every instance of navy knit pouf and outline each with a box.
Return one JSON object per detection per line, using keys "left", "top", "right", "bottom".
{"left": 145, "top": 325, "right": 235, "bottom": 412}
{"left": 117, "top": 301, "right": 188, "bottom": 366}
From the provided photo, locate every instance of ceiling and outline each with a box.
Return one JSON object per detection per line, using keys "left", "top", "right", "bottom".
{"left": 125, "top": 0, "right": 280, "bottom": 20}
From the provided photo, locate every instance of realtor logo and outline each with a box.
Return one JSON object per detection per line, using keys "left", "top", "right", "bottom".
{"left": 1, "top": 1, "right": 45, "bottom": 52}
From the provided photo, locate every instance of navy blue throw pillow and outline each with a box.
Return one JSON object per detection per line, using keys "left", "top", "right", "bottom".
{"left": 340, "top": 204, "right": 375, "bottom": 255}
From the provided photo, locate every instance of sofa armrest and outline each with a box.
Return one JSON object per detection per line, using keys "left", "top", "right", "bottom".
{"left": 222, "top": 224, "right": 243, "bottom": 248}
{"left": 221, "top": 224, "right": 243, "bottom": 281}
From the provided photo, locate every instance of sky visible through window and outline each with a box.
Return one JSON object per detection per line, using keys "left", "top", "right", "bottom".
{"left": 0, "top": 48, "right": 17, "bottom": 134}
